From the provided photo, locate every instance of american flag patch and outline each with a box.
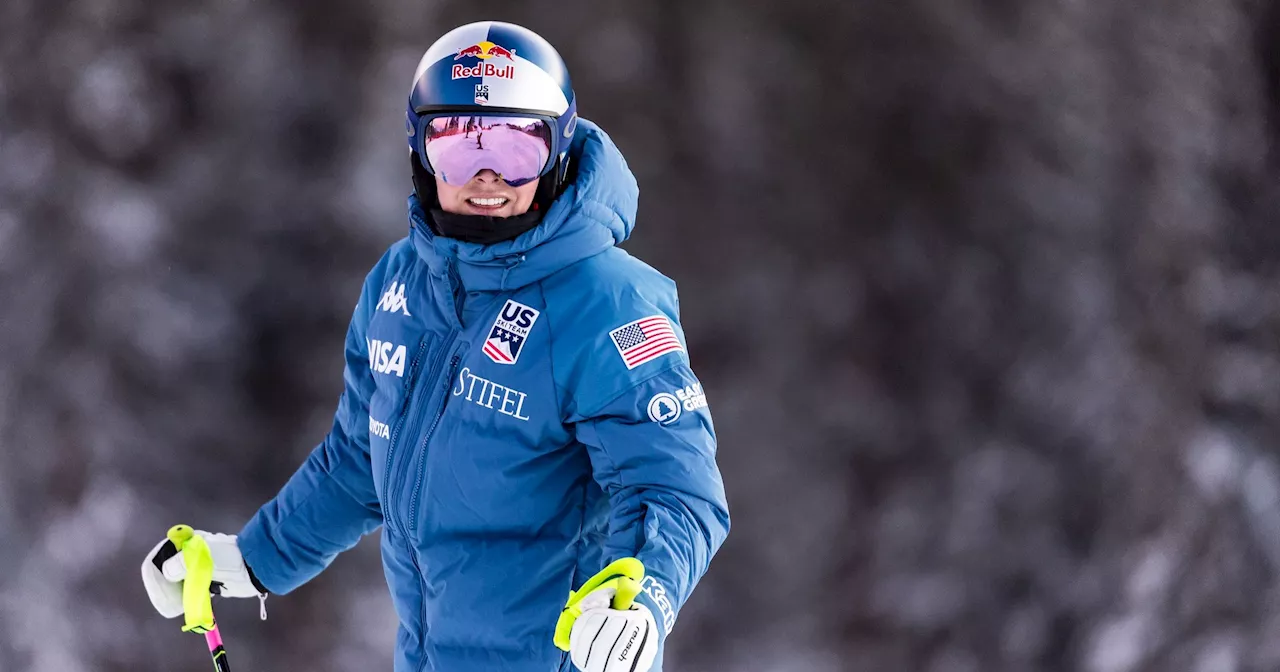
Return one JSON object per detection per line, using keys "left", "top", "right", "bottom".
{"left": 609, "top": 315, "right": 683, "bottom": 369}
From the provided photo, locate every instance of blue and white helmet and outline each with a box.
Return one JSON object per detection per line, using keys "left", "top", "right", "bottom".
{"left": 407, "top": 22, "right": 578, "bottom": 196}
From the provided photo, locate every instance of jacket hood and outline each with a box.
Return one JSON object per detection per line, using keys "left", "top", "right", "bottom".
{"left": 408, "top": 118, "right": 639, "bottom": 292}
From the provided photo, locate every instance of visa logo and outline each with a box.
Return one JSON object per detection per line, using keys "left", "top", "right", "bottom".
{"left": 367, "top": 339, "right": 407, "bottom": 377}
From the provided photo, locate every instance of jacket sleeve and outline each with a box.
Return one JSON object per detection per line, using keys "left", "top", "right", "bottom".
{"left": 573, "top": 364, "right": 729, "bottom": 642}
{"left": 559, "top": 282, "right": 731, "bottom": 658}
{"left": 236, "top": 260, "right": 387, "bottom": 595}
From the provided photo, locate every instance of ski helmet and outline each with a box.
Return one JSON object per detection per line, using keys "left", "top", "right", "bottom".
{"left": 406, "top": 22, "right": 578, "bottom": 205}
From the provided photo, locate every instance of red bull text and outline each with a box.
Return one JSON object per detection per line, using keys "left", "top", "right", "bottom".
{"left": 452, "top": 61, "right": 516, "bottom": 80}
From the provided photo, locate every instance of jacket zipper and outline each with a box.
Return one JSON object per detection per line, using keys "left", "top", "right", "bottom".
{"left": 381, "top": 338, "right": 433, "bottom": 536}
{"left": 408, "top": 350, "right": 462, "bottom": 532}
{"left": 405, "top": 534, "right": 430, "bottom": 672}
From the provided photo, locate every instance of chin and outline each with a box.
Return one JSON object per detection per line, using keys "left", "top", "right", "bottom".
{"left": 465, "top": 205, "right": 508, "bottom": 217}
{"left": 460, "top": 201, "right": 524, "bottom": 217}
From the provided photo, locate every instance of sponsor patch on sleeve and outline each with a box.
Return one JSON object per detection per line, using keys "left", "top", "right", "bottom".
{"left": 608, "top": 315, "right": 683, "bottom": 370}
{"left": 646, "top": 384, "right": 708, "bottom": 425}
{"left": 641, "top": 576, "right": 677, "bottom": 633}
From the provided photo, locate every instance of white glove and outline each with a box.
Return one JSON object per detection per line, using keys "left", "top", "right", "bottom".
{"left": 140, "top": 530, "right": 266, "bottom": 619}
{"left": 567, "top": 585, "right": 659, "bottom": 672}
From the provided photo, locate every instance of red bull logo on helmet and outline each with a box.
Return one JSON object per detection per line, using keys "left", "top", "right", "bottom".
{"left": 452, "top": 41, "right": 517, "bottom": 79}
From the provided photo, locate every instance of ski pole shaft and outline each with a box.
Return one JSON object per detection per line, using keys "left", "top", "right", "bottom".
{"left": 203, "top": 622, "right": 231, "bottom": 672}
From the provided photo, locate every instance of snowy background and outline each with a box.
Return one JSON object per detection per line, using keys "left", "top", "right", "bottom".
{"left": 3, "top": 0, "right": 1280, "bottom": 670}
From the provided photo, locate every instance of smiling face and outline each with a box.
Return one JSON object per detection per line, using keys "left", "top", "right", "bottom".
{"left": 435, "top": 170, "right": 539, "bottom": 217}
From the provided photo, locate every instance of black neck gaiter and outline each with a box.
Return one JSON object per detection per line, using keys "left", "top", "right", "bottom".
{"left": 428, "top": 208, "right": 545, "bottom": 245}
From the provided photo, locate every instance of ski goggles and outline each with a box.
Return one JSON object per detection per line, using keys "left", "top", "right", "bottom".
{"left": 417, "top": 114, "right": 555, "bottom": 187}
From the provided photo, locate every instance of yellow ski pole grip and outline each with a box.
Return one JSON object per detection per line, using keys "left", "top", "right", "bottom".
{"left": 553, "top": 558, "right": 647, "bottom": 651}
{"left": 574, "top": 558, "right": 644, "bottom": 599}
{"left": 167, "top": 524, "right": 216, "bottom": 634}
{"left": 612, "top": 576, "right": 642, "bottom": 611}
{"left": 597, "top": 557, "right": 644, "bottom": 610}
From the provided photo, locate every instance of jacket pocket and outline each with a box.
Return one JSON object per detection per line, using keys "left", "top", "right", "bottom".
{"left": 379, "top": 335, "right": 435, "bottom": 532}
{"left": 408, "top": 340, "right": 467, "bottom": 533}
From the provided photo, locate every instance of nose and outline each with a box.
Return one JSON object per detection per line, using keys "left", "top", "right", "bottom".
{"left": 472, "top": 169, "right": 501, "bottom": 184}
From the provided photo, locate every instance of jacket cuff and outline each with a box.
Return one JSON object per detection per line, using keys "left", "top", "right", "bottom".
{"left": 245, "top": 561, "right": 269, "bottom": 594}
{"left": 236, "top": 516, "right": 291, "bottom": 595}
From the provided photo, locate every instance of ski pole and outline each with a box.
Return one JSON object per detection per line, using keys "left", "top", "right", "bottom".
{"left": 167, "top": 524, "right": 232, "bottom": 672}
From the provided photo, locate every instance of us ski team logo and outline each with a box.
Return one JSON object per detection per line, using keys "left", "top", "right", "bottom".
{"left": 483, "top": 299, "right": 539, "bottom": 365}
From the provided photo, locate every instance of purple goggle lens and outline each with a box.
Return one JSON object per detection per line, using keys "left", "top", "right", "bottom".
{"left": 423, "top": 115, "right": 553, "bottom": 187}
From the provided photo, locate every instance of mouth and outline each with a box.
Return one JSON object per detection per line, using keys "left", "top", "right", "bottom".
{"left": 465, "top": 195, "right": 511, "bottom": 212}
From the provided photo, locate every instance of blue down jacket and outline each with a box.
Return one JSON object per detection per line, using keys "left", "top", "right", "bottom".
{"left": 237, "top": 119, "right": 730, "bottom": 672}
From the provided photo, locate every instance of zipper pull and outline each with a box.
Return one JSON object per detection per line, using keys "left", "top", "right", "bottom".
{"left": 258, "top": 592, "right": 268, "bottom": 621}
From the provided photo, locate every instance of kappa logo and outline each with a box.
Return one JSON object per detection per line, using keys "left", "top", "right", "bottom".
{"left": 375, "top": 282, "right": 411, "bottom": 316}
{"left": 641, "top": 576, "right": 676, "bottom": 633}
{"left": 483, "top": 299, "right": 539, "bottom": 365}
{"left": 367, "top": 338, "right": 407, "bottom": 377}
